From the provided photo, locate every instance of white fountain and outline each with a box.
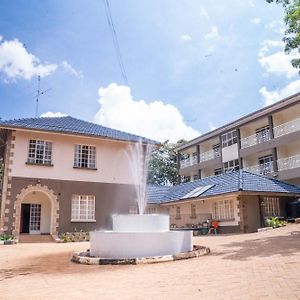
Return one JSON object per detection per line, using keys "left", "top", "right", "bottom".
{"left": 89, "top": 140, "right": 192, "bottom": 260}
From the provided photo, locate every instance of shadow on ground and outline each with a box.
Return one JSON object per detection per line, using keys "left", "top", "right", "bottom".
{"left": 211, "top": 230, "right": 300, "bottom": 261}
{"left": 0, "top": 250, "right": 130, "bottom": 282}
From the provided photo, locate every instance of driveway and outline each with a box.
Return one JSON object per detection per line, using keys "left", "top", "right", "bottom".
{"left": 0, "top": 224, "right": 299, "bottom": 300}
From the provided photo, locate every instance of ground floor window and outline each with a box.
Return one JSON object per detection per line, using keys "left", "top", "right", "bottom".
{"left": 190, "top": 203, "right": 196, "bottom": 218}
{"left": 263, "top": 197, "right": 280, "bottom": 217}
{"left": 129, "top": 205, "right": 138, "bottom": 214}
{"left": 175, "top": 206, "right": 181, "bottom": 219}
{"left": 71, "top": 195, "right": 95, "bottom": 221}
{"left": 213, "top": 199, "right": 234, "bottom": 220}
{"left": 145, "top": 207, "right": 157, "bottom": 214}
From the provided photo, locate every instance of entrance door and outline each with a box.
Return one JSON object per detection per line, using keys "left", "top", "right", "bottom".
{"left": 29, "top": 204, "right": 41, "bottom": 234}
{"left": 20, "top": 204, "right": 31, "bottom": 233}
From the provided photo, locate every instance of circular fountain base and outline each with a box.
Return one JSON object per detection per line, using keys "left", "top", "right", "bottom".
{"left": 71, "top": 245, "right": 210, "bottom": 265}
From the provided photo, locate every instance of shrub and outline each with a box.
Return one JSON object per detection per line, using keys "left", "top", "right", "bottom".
{"left": 0, "top": 234, "right": 14, "bottom": 241}
{"left": 265, "top": 217, "right": 286, "bottom": 228}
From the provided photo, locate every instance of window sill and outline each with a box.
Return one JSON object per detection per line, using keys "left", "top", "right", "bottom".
{"left": 73, "top": 166, "right": 97, "bottom": 170}
{"left": 26, "top": 162, "right": 53, "bottom": 167}
{"left": 71, "top": 219, "right": 96, "bottom": 223}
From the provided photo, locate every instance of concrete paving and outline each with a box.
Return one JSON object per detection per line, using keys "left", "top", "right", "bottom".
{"left": 0, "top": 223, "right": 299, "bottom": 299}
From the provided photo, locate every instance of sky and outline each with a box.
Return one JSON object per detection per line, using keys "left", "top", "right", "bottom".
{"left": 0, "top": 0, "right": 298, "bottom": 142}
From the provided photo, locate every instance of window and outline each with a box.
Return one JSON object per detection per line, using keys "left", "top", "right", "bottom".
{"left": 256, "top": 125, "right": 270, "bottom": 144}
{"left": 28, "top": 139, "right": 52, "bottom": 165}
{"left": 181, "top": 175, "right": 191, "bottom": 183}
{"left": 71, "top": 195, "right": 95, "bottom": 221}
{"left": 193, "top": 174, "right": 199, "bottom": 181}
{"left": 258, "top": 155, "right": 273, "bottom": 175}
{"left": 146, "top": 207, "right": 157, "bottom": 214}
{"left": 221, "top": 130, "right": 238, "bottom": 148}
{"left": 190, "top": 204, "right": 196, "bottom": 219}
{"left": 214, "top": 168, "right": 222, "bottom": 175}
{"left": 263, "top": 197, "right": 280, "bottom": 217}
{"left": 129, "top": 206, "right": 138, "bottom": 214}
{"left": 213, "top": 199, "right": 234, "bottom": 220}
{"left": 212, "top": 143, "right": 220, "bottom": 157}
{"left": 74, "top": 144, "right": 96, "bottom": 169}
{"left": 224, "top": 159, "right": 239, "bottom": 173}
{"left": 175, "top": 206, "right": 181, "bottom": 219}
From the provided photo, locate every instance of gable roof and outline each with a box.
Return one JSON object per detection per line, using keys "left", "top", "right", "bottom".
{"left": 0, "top": 116, "right": 158, "bottom": 144}
{"left": 147, "top": 170, "right": 300, "bottom": 204}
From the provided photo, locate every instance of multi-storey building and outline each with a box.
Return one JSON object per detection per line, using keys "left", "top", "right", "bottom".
{"left": 0, "top": 116, "right": 155, "bottom": 240}
{"left": 176, "top": 92, "right": 300, "bottom": 186}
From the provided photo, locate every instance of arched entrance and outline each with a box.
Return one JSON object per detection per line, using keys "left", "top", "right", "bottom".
{"left": 13, "top": 184, "right": 59, "bottom": 238}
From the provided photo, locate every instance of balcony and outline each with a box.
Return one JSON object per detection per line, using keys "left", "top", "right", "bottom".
{"left": 277, "top": 154, "right": 300, "bottom": 171}
{"left": 273, "top": 117, "right": 300, "bottom": 138}
{"left": 199, "top": 149, "right": 220, "bottom": 162}
{"left": 240, "top": 130, "right": 271, "bottom": 149}
{"left": 243, "top": 161, "right": 274, "bottom": 175}
{"left": 180, "top": 155, "right": 198, "bottom": 168}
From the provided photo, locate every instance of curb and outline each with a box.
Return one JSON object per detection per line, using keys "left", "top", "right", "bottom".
{"left": 71, "top": 245, "right": 210, "bottom": 265}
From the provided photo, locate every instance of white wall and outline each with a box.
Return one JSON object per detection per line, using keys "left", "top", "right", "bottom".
{"left": 222, "top": 144, "right": 239, "bottom": 162}
{"left": 12, "top": 130, "right": 142, "bottom": 184}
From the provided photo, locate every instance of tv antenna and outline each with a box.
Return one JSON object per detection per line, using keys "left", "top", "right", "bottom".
{"left": 34, "top": 75, "right": 51, "bottom": 117}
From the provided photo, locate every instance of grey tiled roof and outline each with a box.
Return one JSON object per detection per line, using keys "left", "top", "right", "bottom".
{"left": 147, "top": 170, "right": 300, "bottom": 204}
{"left": 0, "top": 116, "right": 158, "bottom": 144}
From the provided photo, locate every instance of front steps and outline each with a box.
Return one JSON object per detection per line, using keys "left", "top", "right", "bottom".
{"left": 19, "top": 234, "right": 55, "bottom": 243}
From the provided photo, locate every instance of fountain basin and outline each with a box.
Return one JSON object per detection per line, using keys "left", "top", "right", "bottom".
{"left": 89, "top": 214, "right": 193, "bottom": 259}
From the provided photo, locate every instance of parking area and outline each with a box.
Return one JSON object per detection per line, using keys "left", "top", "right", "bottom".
{"left": 0, "top": 223, "right": 300, "bottom": 300}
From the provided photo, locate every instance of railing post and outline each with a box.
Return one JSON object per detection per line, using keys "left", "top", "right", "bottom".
{"left": 237, "top": 128, "right": 243, "bottom": 169}
{"left": 196, "top": 144, "right": 200, "bottom": 164}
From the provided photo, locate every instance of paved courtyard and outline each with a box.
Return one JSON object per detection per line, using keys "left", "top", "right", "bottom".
{"left": 0, "top": 223, "right": 300, "bottom": 300}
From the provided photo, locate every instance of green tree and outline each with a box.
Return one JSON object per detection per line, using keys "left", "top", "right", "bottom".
{"left": 147, "top": 140, "right": 185, "bottom": 186}
{"left": 267, "top": 0, "right": 300, "bottom": 69}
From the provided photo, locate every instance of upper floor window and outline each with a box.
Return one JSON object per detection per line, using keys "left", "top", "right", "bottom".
{"left": 221, "top": 130, "right": 238, "bottom": 148}
{"left": 181, "top": 175, "right": 191, "bottom": 183}
{"left": 212, "top": 143, "right": 220, "bottom": 157}
{"left": 255, "top": 125, "right": 270, "bottom": 144}
{"left": 224, "top": 159, "right": 239, "bottom": 173}
{"left": 28, "top": 139, "right": 52, "bottom": 165}
{"left": 214, "top": 168, "right": 222, "bottom": 175}
{"left": 71, "top": 195, "right": 95, "bottom": 221}
{"left": 258, "top": 154, "right": 273, "bottom": 174}
{"left": 74, "top": 144, "right": 96, "bottom": 169}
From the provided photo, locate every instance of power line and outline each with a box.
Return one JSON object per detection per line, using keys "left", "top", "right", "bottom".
{"left": 103, "top": 0, "right": 129, "bottom": 85}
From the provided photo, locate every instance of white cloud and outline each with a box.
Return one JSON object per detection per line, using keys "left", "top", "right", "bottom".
{"left": 258, "top": 40, "right": 298, "bottom": 78}
{"left": 0, "top": 37, "right": 57, "bottom": 81}
{"left": 94, "top": 83, "right": 200, "bottom": 143}
{"left": 265, "top": 20, "right": 285, "bottom": 34}
{"left": 199, "top": 8, "right": 209, "bottom": 19}
{"left": 260, "top": 80, "right": 300, "bottom": 106}
{"left": 180, "top": 34, "right": 192, "bottom": 41}
{"left": 208, "top": 122, "right": 217, "bottom": 131}
{"left": 204, "top": 26, "right": 219, "bottom": 39}
{"left": 61, "top": 60, "right": 83, "bottom": 78}
{"left": 250, "top": 17, "right": 261, "bottom": 24}
{"left": 40, "top": 112, "right": 68, "bottom": 118}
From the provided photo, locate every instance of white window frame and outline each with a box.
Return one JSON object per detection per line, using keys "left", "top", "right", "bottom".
{"left": 175, "top": 206, "right": 181, "bottom": 219}
{"left": 221, "top": 130, "right": 238, "bottom": 148}
{"left": 145, "top": 206, "right": 157, "bottom": 214}
{"left": 71, "top": 195, "right": 96, "bottom": 222}
{"left": 263, "top": 197, "right": 280, "bottom": 218}
{"left": 190, "top": 203, "right": 196, "bottom": 219}
{"left": 224, "top": 159, "right": 240, "bottom": 173}
{"left": 213, "top": 199, "right": 234, "bottom": 221}
{"left": 74, "top": 144, "right": 96, "bottom": 169}
{"left": 27, "top": 139, "right": 52, "bottom": 165}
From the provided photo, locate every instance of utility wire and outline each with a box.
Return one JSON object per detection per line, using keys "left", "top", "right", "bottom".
{"left": 103, "top": 0, "right": 129, "bottom": 85}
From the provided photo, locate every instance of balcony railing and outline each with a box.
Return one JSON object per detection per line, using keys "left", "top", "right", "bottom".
{"left": 180, "top": 155, "right": 198, "bottom": 168}
{"left": 243, "top": 161, "right": 274, "bottom": 175}
{"left": 170, "top": 213, "right": 212, "bottom": 227}
{"left": 199, "top": 149, "right": 220, "bottom": 162}
{"left": 273, "top": 117, "right": 300, "bottom": 138}
{"left": 277, "top": 154, "right": 300, "bottom": 171}
{"left": 240, "top": 130, "right": 271, "bottom": 149}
